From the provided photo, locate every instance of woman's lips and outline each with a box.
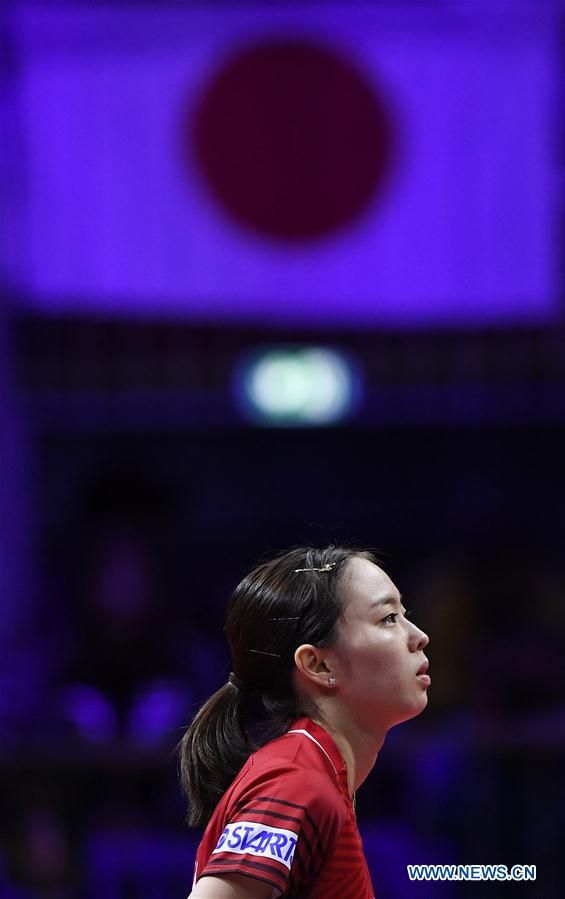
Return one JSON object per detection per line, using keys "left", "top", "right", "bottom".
{"left": 417, "top": 673, "right": 431, "bottom": 687}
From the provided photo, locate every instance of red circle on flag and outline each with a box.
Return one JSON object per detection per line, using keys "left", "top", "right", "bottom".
{"left": 189, "top": 39, "right": 393, "bottom": 240}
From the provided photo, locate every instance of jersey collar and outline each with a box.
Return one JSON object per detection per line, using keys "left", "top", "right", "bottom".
{"left": 287, "top": 716, "right": 351, "bottom": 802}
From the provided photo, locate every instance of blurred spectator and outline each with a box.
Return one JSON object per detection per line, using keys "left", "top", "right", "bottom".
{"left": 51, "top": 462, "right": 224, "bottom": 749}
{"left": 2, "top": 788, "right": 78, "bottom": 899}
{"left": 468, "top": 551, "right": 565, "bottom": 716}
{"left": 60, "top": 524, "right": 188, "bottom": 746}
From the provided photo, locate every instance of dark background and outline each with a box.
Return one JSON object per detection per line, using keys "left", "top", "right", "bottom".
{"left": 2, "top": 318, "right": 564, "bottom": 898}
{"left": 1, "top": 1, "right": 564, "bottom": 897}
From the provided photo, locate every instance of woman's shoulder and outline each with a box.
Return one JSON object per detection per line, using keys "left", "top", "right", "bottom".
{"left": 224, "top": 723, "right": 348, "bottom": 826}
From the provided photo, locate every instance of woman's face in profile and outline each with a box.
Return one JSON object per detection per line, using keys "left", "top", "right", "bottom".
{"left": 330, "top": 557, "right": 430, "bottom": 731}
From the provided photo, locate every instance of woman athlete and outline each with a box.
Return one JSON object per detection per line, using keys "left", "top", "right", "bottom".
{"left": 180, "top": 546, "right": 430, "bottom": 898}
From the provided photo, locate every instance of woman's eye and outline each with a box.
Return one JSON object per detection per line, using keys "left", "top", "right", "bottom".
{"left": 383, "top": 612, "right": 398, "bottom": 624}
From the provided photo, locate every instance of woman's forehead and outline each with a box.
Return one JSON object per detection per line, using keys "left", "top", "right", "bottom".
{"left": 341, "top": 557, "right": 399, "bottom": 606}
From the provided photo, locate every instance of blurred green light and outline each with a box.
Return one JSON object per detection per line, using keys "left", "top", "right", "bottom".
{"left": 239, "top": 347, "right": 358, "bottom": 426}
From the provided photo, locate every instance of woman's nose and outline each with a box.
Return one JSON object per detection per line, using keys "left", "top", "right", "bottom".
{"left": 409, "top": 623, "right": 429, "bottom": 651}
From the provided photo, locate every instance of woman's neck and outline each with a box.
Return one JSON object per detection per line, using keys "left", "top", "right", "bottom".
{"left": 312, "top": 706, "right": 386, "bottom": 796}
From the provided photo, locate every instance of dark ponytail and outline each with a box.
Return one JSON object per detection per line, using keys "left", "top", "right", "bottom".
{"left": 180, "top": 683, "right": 254, "bottom": 828}
{"left": 179, "top": 545, "right": 375, "bottom": 828}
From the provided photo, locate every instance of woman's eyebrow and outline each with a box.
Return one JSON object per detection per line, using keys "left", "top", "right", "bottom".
{"left": 370, "top": 593, "right": 405, "bottom": 611}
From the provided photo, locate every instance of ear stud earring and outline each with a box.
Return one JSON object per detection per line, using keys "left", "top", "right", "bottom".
{"left": 328, "top": 676, "right": 337, "bottom": 687}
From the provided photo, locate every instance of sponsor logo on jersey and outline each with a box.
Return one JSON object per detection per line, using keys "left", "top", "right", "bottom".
{"left": 212, "top": 820, "right": 298, "bottom": 870}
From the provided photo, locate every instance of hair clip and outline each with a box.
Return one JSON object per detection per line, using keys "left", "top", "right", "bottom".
{"left": 246, "top": 648, "right": 281, "bottom": 658}
{"left": 294, "top": 562, "right": 336, "bottom": 573}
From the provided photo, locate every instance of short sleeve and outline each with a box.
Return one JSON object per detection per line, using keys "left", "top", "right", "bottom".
{"left": 198, "top": 766, "right": 345, "bottom": 896}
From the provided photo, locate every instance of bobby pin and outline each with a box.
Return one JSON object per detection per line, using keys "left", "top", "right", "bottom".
{"left": 268, "top": 617, "right": 301, "bottom": 621}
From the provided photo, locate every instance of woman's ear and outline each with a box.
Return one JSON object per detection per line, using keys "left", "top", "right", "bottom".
{"left": 294, "top": 644, "right": 333, "bottom": 689}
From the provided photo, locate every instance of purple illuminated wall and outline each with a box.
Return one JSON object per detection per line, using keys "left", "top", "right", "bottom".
{"left": 7, "top": 2, "right": 557, "bottom": 326}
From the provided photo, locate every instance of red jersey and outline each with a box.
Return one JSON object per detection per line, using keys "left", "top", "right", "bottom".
{"left": 192, "top": 717, "right": 374, "bottom": 898}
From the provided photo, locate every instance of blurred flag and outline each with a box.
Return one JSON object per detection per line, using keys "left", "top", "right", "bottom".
{"left": 11, "top": 1, "right": 556, "bottom": 326}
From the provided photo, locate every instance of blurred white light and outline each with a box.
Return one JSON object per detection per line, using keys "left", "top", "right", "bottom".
{"left": 237, "top": 347, "right": 360, "bottom": 426}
